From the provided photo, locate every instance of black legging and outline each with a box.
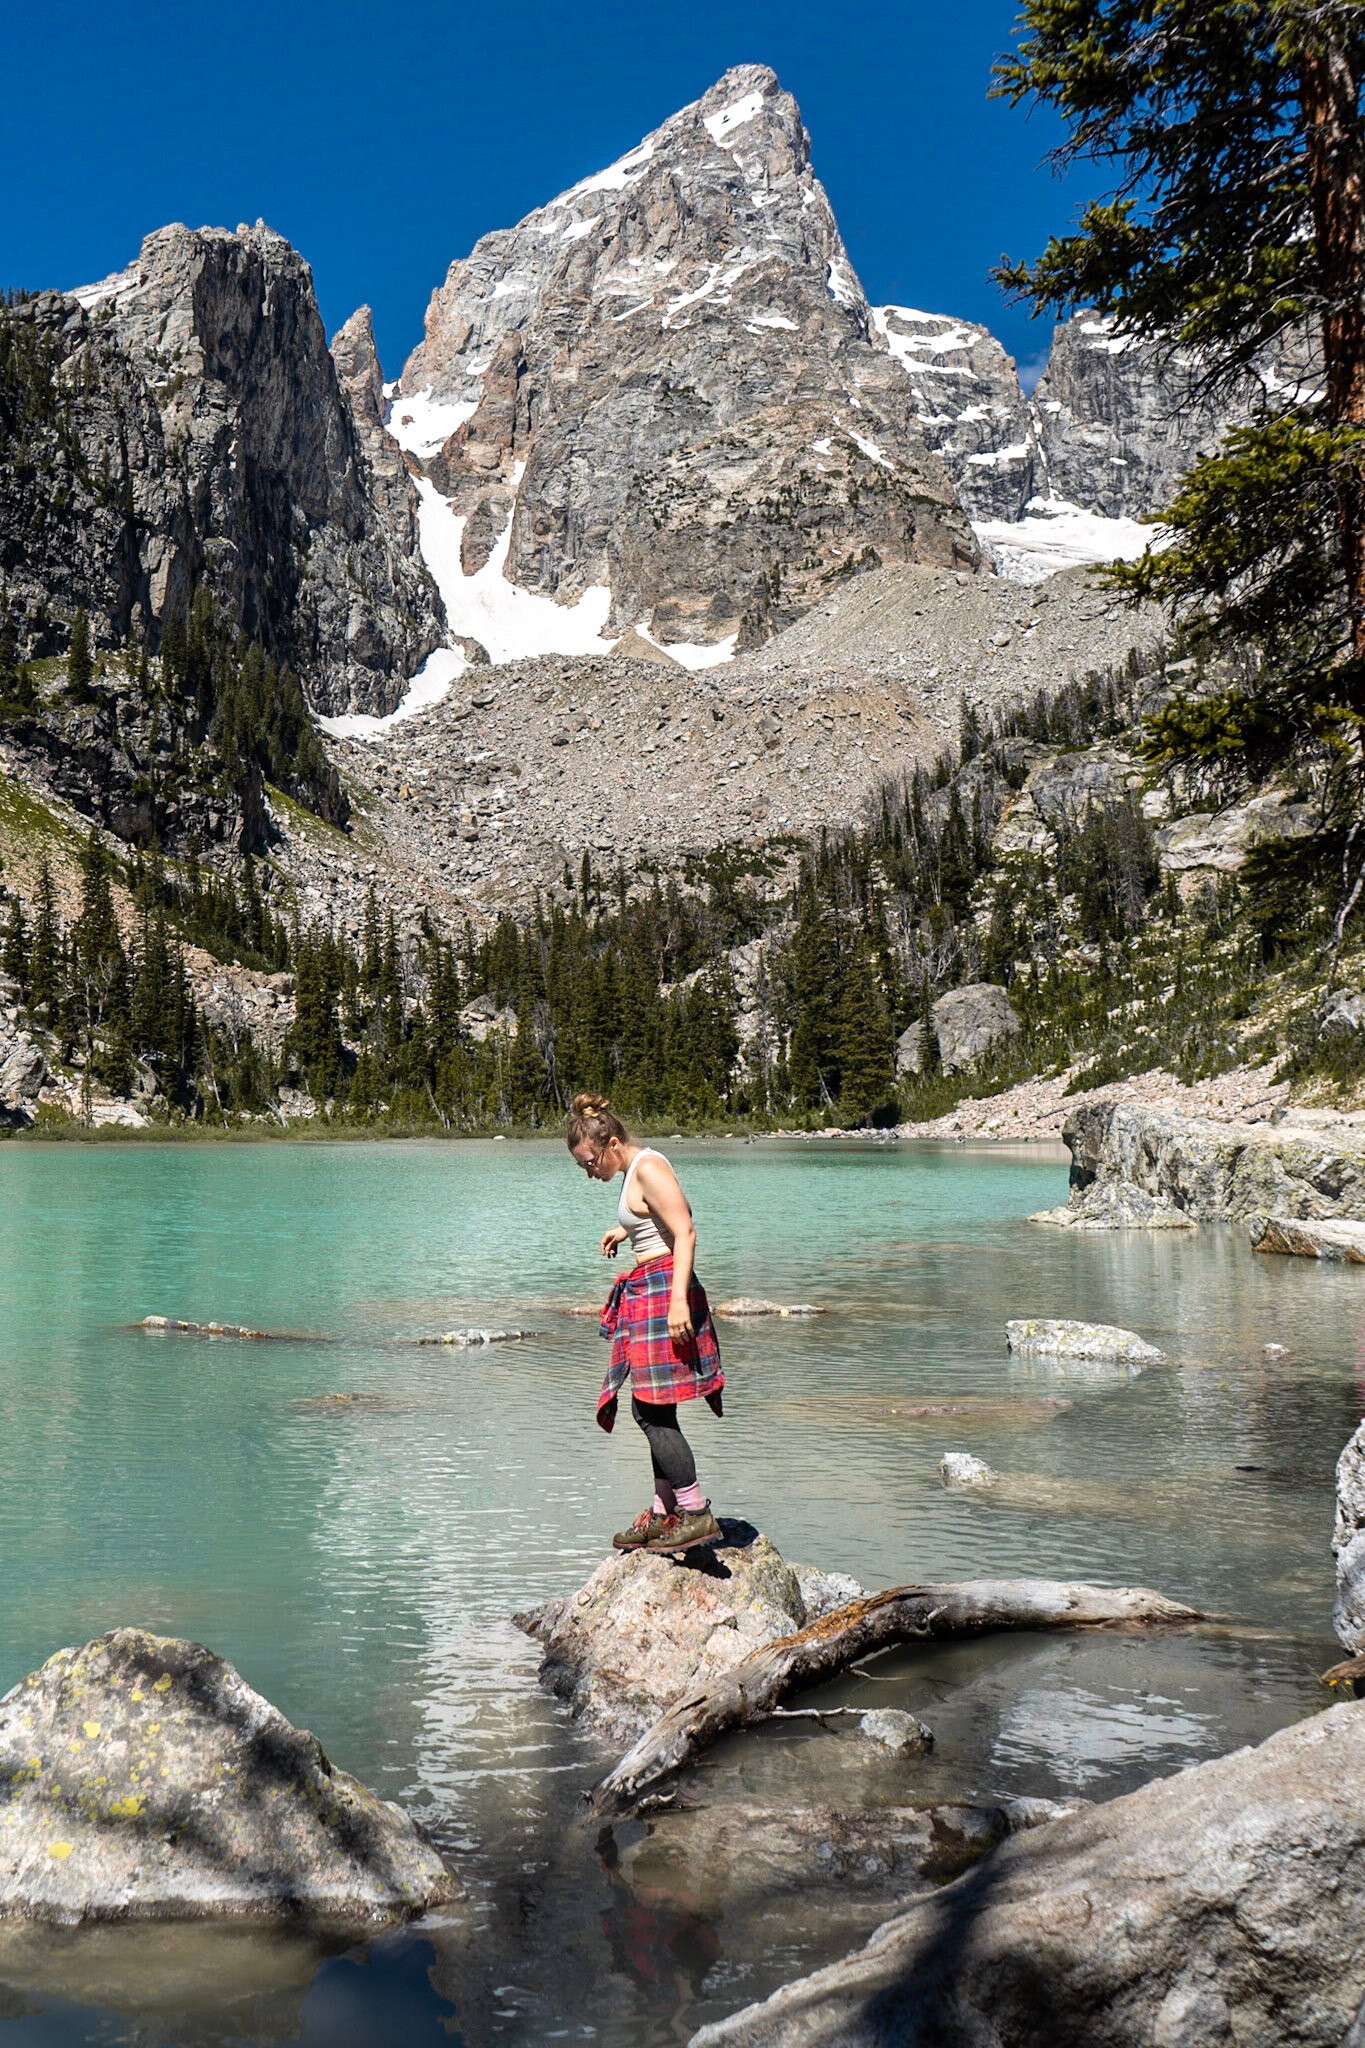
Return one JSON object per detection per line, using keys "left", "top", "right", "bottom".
{"left": 631, "top": 1395, "right": 697, "bottom": 1490}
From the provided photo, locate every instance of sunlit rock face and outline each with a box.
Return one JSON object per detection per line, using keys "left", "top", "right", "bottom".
{"left": 399, "top": 64, "right": 980, "bottom": 657}
{"left": 6, "top": 225, "right": 443, "bottom": 717}
{"left": 0, "top": 1629, "right": 457, "bottom": 1921}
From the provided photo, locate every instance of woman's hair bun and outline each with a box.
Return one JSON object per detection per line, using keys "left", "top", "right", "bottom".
{"left": 572, "top": 1091, "right": 612, "bottom": 1115}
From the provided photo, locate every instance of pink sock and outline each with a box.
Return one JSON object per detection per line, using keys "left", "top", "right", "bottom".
{"left": 675, "top": 1482, "right": 705, "bottom": 1514}
{"left": 653, "top": 1487, "right": 676, "bottom": 1516}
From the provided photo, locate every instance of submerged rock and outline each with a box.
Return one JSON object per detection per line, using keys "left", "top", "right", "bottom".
{"left": 937, "top": 1452, "right": 1166, "bottom": 1521}
{"left": 1005, "top": 1319, "right": 1164, "bottom": 1365}
{"left": 714, "top": 1299, "right": 827, "bottom": 1319}
{"left": 858, "top": 1710, "right": 933, "bottom": 1756}
{"left": 414, "top": 1327, "right": 543, "bottom": 1346}
{"left": 0, "top": 1630, "right": 456, "bottom": 1923}
{"left": 1252, "top": 1215, "right": 1365, "bottom": 1262}
{"left": 692, "top": 1700, "right": 1365, "bottom": 2048}
{"left": 139, "top": 1317, "right": 270, "bottom": 1340}
{"left": 514, "top": 1525, "right": 861, "bottom": 1747}
{"left": 938, "top": 1452, "right": 996, "bottom": 1490}
{"left": 619, "top": 1800, "right": 1001, "bottom": 1912}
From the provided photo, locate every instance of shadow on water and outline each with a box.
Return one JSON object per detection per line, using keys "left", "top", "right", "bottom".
{"left": 0, "top": 1930, "right": 460, "bottom": 2048}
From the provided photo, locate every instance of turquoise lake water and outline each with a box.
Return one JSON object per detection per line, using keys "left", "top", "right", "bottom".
{"left": 0, "top": 1135, "right": 1359, "bottom": 2044}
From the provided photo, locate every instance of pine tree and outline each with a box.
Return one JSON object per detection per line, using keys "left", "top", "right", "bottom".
{"left": 918, "top": 972, "right": 941, "bottom": 1078}
{"left": 2, "top": 896, "right": 27, "bottom": 994}
{"left": 28, "top": 857, "right": 59, "bottom": 1023}
{"left": 836, "top": 941, "right": 896, "bottom": 1127}
{"left": 995, "top": 4, "right": 1365, "bottom": 783}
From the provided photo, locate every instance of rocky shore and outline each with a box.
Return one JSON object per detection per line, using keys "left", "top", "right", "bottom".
{"left": 1040, "top": 1097, "right": 1365, "bottom": 1228}
{"left": 691, "top": 1700, "right": 1365, "bottom": 2048}
{"left": 896, "top": 1059, "right": 1289, "bottom": 1145}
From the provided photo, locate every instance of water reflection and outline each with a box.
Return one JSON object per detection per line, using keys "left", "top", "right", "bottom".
{"left": 0, "top": 1141, "right": 1359, "bottom": 2043}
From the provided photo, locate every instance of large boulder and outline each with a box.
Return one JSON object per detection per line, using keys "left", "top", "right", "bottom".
{"left": 1252, "top": 1215, "right": 1365, "bottom": 1262}
{"left": 1054, "top": 1100, "right": 1365, "bottom": 1228}
{"left": 691, "top": 1700, "right": 1365, "bottom": 2048}
{"left": 1005, "top": 1319, "right": 1164, "bottom": 1365}
{"left": 0, "top": 1630, "right": 456, "bottom": 1923}
{"left": 897, "top": 984, "right": 1022, "bottom": 1077}
{"left": 1336, "top": 1423, "right": 1365, "bottom": 1657}
{"left": 1154, "top": 790, "right": 1318, "bottom": 874}
{"left": 514, "top": 1524, "right": 862, "bottom": 1748}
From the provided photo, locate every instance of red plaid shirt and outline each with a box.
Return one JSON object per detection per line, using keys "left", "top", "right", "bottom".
{"left": 596, "top": 1255, "right": 724, "bottom": 1431}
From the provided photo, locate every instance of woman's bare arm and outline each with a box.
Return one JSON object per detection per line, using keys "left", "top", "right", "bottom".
{"left": 633, "top": 1154, "right": 697, "bottom": 1342}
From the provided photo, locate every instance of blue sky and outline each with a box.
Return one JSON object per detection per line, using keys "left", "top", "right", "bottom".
{"left": 3, "top": 0, "right": 1094, "bottom": 383}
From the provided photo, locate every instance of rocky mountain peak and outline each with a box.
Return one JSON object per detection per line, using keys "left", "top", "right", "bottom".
{"left": 1, "top": 223, "right": 445, "bottom": 716}
{"left": 396, "top": 66, "right": 977, "bottom": 661}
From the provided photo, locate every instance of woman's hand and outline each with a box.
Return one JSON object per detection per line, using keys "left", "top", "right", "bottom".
{"left": 668, "top": 1298, "right": 694, "bottom": 1347}
{"left": 600, "top": 1226, "right": 629, "bottom": 1259}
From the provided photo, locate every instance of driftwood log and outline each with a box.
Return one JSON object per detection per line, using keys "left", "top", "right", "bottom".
{"left": 588, "top": 1577, "right": 1200, "bottom": 1817}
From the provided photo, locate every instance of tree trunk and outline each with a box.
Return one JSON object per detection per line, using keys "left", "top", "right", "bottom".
{"left": 587, "top": 1577, "right": 1201, "bottom": 1817}
{"left": 1302, "top": 36, "right": 1365, "bottom": 697}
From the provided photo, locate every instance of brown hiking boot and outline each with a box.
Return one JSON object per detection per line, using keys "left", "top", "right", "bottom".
{"left": 644, "top": 1503, "right": 722, "bottom": 1553}
{"left": 612, "top": 1508, "right": 664, "bottom": 1551}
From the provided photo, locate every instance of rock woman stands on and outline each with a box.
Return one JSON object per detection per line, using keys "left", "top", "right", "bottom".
{"left": 567, "top": 1094, "right": 724, "bottom": 1553}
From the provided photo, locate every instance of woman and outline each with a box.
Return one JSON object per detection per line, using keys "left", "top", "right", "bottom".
{"left": 566, "top": 1093, "right": 724, "bottom": 1554}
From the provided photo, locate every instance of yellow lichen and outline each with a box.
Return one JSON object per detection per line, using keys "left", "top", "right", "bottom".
{"left": 108, "top": 1795, "right": 145, "bottom": 1820}
{"left": 153, "top": 1675, "right": 172, "bottom": 1694}
{"left": 82, "top": 1721, "right": 101, "bottom": 1741}
{"left": 46, "top": 1842, "right": 74, "bottom": 1860}
{"left": 130, "top": 1690, "right": 144, "bottom": 1704}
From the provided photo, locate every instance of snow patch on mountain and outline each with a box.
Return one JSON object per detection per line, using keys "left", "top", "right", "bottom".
{"left": 973, "top": 498, "right": 1159, "bottom": 583}
{"left": 388, "top": 390, "right": 478, "bottom": 459}
{"left": 634, "top": 622, "right": 739, "bottom": 670}
{"left": 704, "top": 90, "right": 765, "bottom": 142}
{"left": 413, "top": 477, "right": 615, "bottom": 666}
{"left": 68, "top": 265, "right": 139, "bottom": 310}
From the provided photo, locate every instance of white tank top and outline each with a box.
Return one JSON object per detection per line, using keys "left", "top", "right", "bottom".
{"left": 618, "top": 1148, "right": 673, "bottom": 1262}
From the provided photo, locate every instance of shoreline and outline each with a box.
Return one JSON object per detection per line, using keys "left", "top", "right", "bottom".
{"left": 4, "top": 1059, "right": 1357, "bottom": 1151}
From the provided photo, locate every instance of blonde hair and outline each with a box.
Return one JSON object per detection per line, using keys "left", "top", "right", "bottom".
{"left": 566, "top": 1092, "right": 631, "bottom": 1152}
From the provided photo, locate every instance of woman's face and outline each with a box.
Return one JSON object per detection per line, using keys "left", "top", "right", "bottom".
{"left": 571, "top": 1137, "right": 619, "bottom": 1182}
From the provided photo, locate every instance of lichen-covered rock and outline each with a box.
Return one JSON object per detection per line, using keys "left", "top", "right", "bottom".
{"left": 1335, "top": 1424, "right": 1365, "bottom": 1657}
{"left": 792, "top": 1564, "right": 866, "bottom": 1621}
{"left": 1252, "top": 1215, "right": 1365, "bottom": 1262}
{"left": 514, "top": 1524, "right": 849, "bottom": 1747}
{"left": 692, "top": 1700, "right": 1365, "bottom": 2048}
{"left": 1029, "top": 1186, "right": 1196, "bottom": 1230}
{"left": 0, "top": 1629, "right": 456, "bottom": 1923}
{"left": 858, "top": 1710, "right": 933, "bottom": 1756}
{"left": 1154, "top": 791, "right": 1318, "bottom": 874}
{"left": 1058, "top": 1101, "right": 1365, "bottom": 1227}
{"left": 938, "top": 1452, "right": 997, "bottom": 1490}
{"left": 1005, "top": 1319, "right": 1164, "bottom": 1364}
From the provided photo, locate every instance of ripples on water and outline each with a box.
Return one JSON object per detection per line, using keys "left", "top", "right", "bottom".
{"left": 0, "top": 1137, "right": 1359, "bottom": 2044}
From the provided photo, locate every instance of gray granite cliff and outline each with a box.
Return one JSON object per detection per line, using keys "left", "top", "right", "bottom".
{"left": 1, "top": 224, "right": 443, "bottom": 716}
{"left": 399, "top": 64, "right": 981, "bottom": 654}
